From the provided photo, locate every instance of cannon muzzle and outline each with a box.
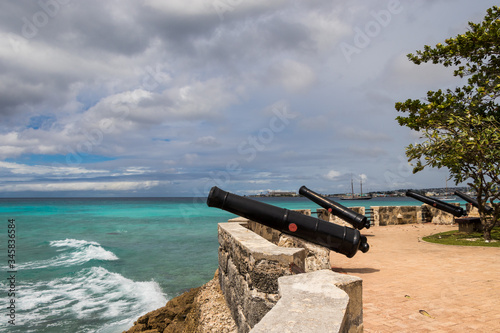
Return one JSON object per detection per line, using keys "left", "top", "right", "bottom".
{"left": 454, "top": 191, "right": 494, "bottom": 215}
{"left": 299, "top": 186, "right": 370, "bottom": 230}
{"left": 207, "top": 186, "right": 369, "bottom": 258}
{"left": 406, "top": 190, "right": 465, "bottom": 217}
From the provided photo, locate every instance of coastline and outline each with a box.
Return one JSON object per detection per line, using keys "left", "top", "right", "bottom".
{"left": 0, "top": 196, "right": 472, "bottom": 332}
{"left": 124, "top": 270, "right": 236, "bottom": 333}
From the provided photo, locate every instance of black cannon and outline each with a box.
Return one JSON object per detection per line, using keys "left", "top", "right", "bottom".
{"left": 454, "top": 191, "right": 494, "bottom": 215}
{"left": 299, "top": 186, "right": 370, "bottom": 230}
{"left": 207, "top": 186, "right": 369, "bottom": 258}
{"left": 406, "top": 190, "right": 465, "bottom": 217}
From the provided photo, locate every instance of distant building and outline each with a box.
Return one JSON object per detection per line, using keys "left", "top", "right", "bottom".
{"left": 266, "top": 191, "right": 297, "bottom": 197}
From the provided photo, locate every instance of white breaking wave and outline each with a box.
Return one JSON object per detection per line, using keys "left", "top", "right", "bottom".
{"left": 50, "top": 239, "right": 101, "bottom": 248}
{"left": 0, "top": 267, "right": 167, "bottom": 329}
{"left": 14, "top": 239, "right": 119, "bottom": 270}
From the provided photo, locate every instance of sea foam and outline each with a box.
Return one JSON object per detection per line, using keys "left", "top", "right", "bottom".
{"left": 1, "top": 266, "right": 167, "bottom": 330}
{"left": 14, "top": 239, "right": 118, "bottom": 270}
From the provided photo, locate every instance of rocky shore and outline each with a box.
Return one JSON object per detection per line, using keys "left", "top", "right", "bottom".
{"left": 124, "top": 270, "right": 236, "bottom": 333}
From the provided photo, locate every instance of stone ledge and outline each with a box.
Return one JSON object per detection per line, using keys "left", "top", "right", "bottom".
{"left": 250, "top": 270, "right": 363, "bottom": 333}
{"left": 371, "top": 205, "right": 422, "bottom": 226}
{"left": 218, "top": 221, "right": 363, "bottom": 333}
{"left": 219, "top": 222, "right": 306, "bottom": 269}
{"left": 218, "top": 222, "right": 307, "bottom": 331}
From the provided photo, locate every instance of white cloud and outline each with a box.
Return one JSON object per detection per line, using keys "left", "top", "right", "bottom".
{"left": 383, "top": 53, "right": 459, "bottom": 90}
{"left": 160, "top": 78, "right": 239, "bottom": 119}
{"left": 347, "top": 146, "right": 387, "bottom": 158}
{"left": 183, "top": 153, "right": 199, "bottom": 165}
{"left": 0, "top": 0, "right": 497, "bottom": 196}
{"left": 77, "top": 89, "right": 153, "bottom": 133}
{"left": 0, "top": 145, "right": 24, "bottom": 158}
{"left": 270, "top": 59, "right": 317, "bottom": 92}
{"left": 0, "top": 131, "right": 62, "bottom": 159}
{"left": 193, "top": 136, "right": 220, "bottom": 147}
{"left": 115, "top": 167, "right": 152, "bottom": 176}
{"left": 143, "top": 0, "right": 214, "bottom": 16}
{"left": 325, "top": 170, "right": 342, "bottom": 180}
{"left": 0, "top": 181, "right": 160, "bottom": 192}
{"left": 0, "top": 161, "right": 108, "bottom": 176}
{"left": 300, "top": 9, "right": 351, "bottom": 52}
{"left": 338, "top": 127, "right": 392, "bottom": 141}
{"left": 248, "top": 180, "right": 271, "bottom": 184}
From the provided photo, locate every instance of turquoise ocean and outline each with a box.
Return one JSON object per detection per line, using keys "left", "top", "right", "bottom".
{"left": 0, "top": 196, "right": 468, "bottom": 333}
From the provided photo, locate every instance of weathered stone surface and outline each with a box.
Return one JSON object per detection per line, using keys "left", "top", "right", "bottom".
{"left": 371, "top": 206, "right": 421, "bottom": 226}
{"left": 219, "top": 223, "right": 304, "bottom": 268}
{"left": 247, "top": 220, "right": 281, "bottom": 243}
{"left": 228, "top": 217, "right": 251, "bottom": 223}
{"left": 244, "top": 209, "right": 312, "bottom": 244}
{"left": 249, "top": 259, "right": 289, "bottom": 293}
{"left": 277, "top": 233, "right": 330, "bottom": 272}
{"left": 244, "top": 290, "right": 276, "bottom": 327}
{"left": 250, "top": 270, "right": 363, "bottom": 333}
{"left": 294, "top": 209, "right": 312, "bottom": 216}
{"left": 330, "top": 272, "right": 363, "bottom": 331}
{"left": 218, "top": 247, "right": 229, "bottom": 273}
{"left": 218, "top": 222, "right": 306, "bottom": 332}
{"left": 317, "top": 207, "right": 365, "bottom": 228}
{"left": 184, "top": 271, "right": 237, "bottom": 333}
{"left": 464, "top": 203, "right": 493, "bottom": 218}
{"left": 466, "top": 203, "right": 481, "bottom": 217}
{"left": 124, "top": 270, "right": 237, "bottom": 333}
{"left": 123, "top": 286, "right": 201, "bottom": 333}
{"left": 422, "top": 203, "right": 458, "bottom": 224}
{"left": 128, "top": 210, "right": 365, "bottom": 333}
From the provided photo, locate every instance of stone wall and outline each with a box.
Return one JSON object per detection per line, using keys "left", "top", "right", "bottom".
{"left": 218, "top": 219, "right": 363, "bottom": 333}
{"left": 251, "top": 270, "right": 363, "bottom": 333}
{"left": 464, "top": 203, "right": 495, "bottom": 218}
{"left": 421, "top": 203, "right": 461, "bottom": 224}
{"left": 218, "top": 222, "right": 305, "bottom": 332}
{"left": 233, "top": 211, "right": 331, "bottom": 274}
{"left": 317, "top": 207, "right": 365, "bottom": 227}
{"left": 422, "top": 204, "right": 451, "bottom": 224}
{"left": 371, "top": 205, "right": 422, "bottom": 226}
{"left": 466, "top": 203, "right": 485, "bottom": 217}
{"left": 368, "top": 204, "right": 459, "bottom": 226}
{"left": 128, "top": 202, "right": 470, "bottom": 333}
{"left": 218, "top": 202, "right": 467, "bottom": 332}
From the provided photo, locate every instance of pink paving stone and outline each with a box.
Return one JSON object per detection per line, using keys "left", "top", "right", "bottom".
{"left": 330, "top": 223, "right": 500, "bottom": 333}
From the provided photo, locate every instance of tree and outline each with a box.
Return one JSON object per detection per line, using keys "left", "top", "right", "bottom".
{"left": 395, "top": 6, "right": 500, "bottom": 241}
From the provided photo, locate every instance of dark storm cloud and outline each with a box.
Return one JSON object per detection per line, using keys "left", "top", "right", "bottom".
{"left": 0, "top": 0, "right": 498, "bottom": 195}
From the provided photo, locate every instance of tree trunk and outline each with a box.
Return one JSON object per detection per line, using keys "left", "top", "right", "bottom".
{"left": 483, "top": 228, "right": 492, "bottom": 242}
{"left": 481, "top": 215, "right": 493, "bottom": 242}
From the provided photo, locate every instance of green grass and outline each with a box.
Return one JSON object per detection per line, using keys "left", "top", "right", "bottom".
{"left": 423, "top": 226, "right": 500, "bottom": 247}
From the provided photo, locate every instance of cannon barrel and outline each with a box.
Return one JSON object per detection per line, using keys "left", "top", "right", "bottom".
{"left": 454, "top": 191, "right": 494, "bottom": 215}
{"left": 207, "top": 186, "right": 369, "bottom": 258}
{"left": 299, "top": 186, "right": 370, "bottom": 230}
{"left": 406, "top": 190, "right": 465, "bottom": 217}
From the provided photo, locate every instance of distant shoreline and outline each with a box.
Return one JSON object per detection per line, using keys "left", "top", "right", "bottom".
{"left": 0, "top": 186, "right": 474, "bottom": 200}
{"left": 248, "top": 186, "right": 472, "bottom": 198}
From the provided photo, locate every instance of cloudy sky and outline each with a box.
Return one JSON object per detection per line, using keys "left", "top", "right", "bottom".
{"left": 0, "top": 0, "right": 496, "bottom": 197}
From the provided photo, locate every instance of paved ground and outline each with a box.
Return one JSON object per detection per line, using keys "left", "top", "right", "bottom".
{"left": 330, "top": 223, "right": 500, "bottom": 333}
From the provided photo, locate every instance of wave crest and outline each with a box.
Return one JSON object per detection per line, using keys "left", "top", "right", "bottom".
{"left": 0, "top": 267, "right": 167, "bottom": 329}
{"left": 15, "top": 239, "right": 118, "bottom": 270}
